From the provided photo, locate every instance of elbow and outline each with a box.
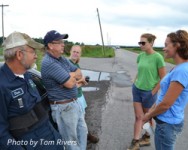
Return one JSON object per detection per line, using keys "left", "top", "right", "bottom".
{"left": 161, "top": 103, "right": 171, "bottom": 112}
{"left": 63, "top": 81, "right": 76, "bottom": 89}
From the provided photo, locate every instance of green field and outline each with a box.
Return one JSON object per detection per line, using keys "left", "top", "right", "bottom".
{"left": 0, "top": 45, "right": 115, "bottom": 70}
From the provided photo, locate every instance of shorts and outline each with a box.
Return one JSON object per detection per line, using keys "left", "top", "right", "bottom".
{"left": 132, "top": 84, "right": 157, "bottom": 108}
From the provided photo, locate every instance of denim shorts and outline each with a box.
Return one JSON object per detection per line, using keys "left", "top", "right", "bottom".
{"left": 132, "top": 84, "right": 157, "bottom": 108}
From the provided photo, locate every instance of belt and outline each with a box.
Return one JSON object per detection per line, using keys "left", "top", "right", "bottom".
{"left": 154, "top": 117, "right": 166, "bottom": 124}
{"left": 49, "top": 98, "right": 77, "bottom": 105}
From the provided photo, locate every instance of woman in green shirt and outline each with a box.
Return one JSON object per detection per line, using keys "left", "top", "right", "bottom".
{"left": 128, "top": 33, "right": 166, "bottom": 150}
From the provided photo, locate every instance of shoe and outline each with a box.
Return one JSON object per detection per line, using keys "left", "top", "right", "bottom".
{"left": 139, "top": 134, "right": 150, "bottom": 147}
{"left": 87, "top": 132, "right": 99, "bottom": 143}
{"left": 127, "top": 139, "right": 140, "bottom": 150}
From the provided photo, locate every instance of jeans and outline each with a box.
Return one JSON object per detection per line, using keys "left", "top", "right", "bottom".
{"left": 77, "top": 94, "right": 87, "bottom": 113}
{"left": 155, "top": 121, "right": 184, "bottom": 150}
{"left": 50, "top": 100, "right": 88, "bottom": 150}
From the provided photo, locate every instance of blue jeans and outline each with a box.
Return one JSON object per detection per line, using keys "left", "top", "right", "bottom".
{"left": 77, "top": 94, "right": 87, "bottom": 113}
{"left": 50, "top": 101, "right": 88, "bottom": 150}
{"left": 155, "top": 121, "right": 184, "bottom": 150}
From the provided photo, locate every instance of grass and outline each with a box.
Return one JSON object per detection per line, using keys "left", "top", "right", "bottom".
{"left": 0, "top": 45, "right": 115, "bottom": 71}
{"left": 124, "top": 47, "right": 175, "bottom": 64}
{"left": 64, "top": 45, "right": 115, "bottom": 58}
{"left": 0, "top": 48, "right": 3, "bottom": 55}
{"left": 0, "top": 47, "right": 3, "bottom": 61}
{"left": 37, "top": 45, "right": 115, "bottom": 70}
{"left": 0, "top": 45, "right": 175, "bottom": 67}
{"left": 80, "top": 45, "right": 114, "bottom": 58}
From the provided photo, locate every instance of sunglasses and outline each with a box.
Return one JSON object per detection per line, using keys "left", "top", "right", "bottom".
{"left": 138, "top": 41, "right": 147, "bottom": 46}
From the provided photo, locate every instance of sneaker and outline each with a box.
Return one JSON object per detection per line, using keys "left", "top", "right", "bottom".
{"left": 87, "top": 132, "right": 99, "bottom": 143}
{"left": 127, "top": 139, "right": 140, "bottom": 150}
{"left": 139, "top": 134, "right": 151, "bottom": 147}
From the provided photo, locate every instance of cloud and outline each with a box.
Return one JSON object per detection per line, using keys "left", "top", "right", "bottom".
{"left": 1, "top": 0, "right": 188, "bottom": 46}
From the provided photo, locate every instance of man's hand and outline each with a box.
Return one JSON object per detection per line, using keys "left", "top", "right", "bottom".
{"left": 76, "top": 77, "right": 88, "bottom": 88}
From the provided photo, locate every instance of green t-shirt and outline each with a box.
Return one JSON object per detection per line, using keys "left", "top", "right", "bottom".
{"left": 135, "top": 52, "right": 165, "bottom": 91}
{"left": 69, "top": 59, "right": 83, "bottom": 98}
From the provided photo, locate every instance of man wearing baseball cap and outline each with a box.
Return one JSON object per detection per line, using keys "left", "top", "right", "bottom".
{"left": 0, "top": 31, "right": 63, "bottom": 149}
{"left": 41, "top": 30, "right": 88, "bottom": 150}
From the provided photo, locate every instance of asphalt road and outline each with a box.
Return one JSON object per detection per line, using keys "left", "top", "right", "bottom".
{"left": 80, "top": 49, "right": 188, "bottom": 150}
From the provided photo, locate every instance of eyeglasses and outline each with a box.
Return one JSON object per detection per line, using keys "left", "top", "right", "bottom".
{"left": 138, "top": 41, "right": 147, "bottom": 46}
{"left": 51, "top": 40, "right": 64, "bottom": 45}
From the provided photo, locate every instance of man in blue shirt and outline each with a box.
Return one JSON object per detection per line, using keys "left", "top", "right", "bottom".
{"left": 0, "top": 32, "right": 63, "bottom": 149}
{"left": 41, "top": 30, "right": 88, "bottom": 150}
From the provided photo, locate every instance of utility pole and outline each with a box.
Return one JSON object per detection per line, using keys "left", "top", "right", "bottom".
{"left": 0, "top": 4, "right": 9, "bottom": 42}
{"left": 96, "top": 8, "right": 105, "bottom": 56}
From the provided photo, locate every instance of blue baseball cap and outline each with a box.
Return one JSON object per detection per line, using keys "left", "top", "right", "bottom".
{"left": 44, "top": 30, "right": 68, "bottom": 46}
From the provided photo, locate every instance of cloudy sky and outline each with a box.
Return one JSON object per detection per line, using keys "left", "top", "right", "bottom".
{"left": 0, "top": 0, "right": 188, "bottom": 46}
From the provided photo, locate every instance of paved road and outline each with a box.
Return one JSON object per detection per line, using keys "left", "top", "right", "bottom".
{"left": 80, "top": 49, "right": 188, "bottom": 150}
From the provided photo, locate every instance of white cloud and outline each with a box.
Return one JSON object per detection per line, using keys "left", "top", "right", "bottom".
{"left": 0, "top": 0, "right": 188, "bottom": 46}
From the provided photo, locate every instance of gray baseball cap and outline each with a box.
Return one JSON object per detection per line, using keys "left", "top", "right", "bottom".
{"left": 3, "top": 31, "right": 44, "bottom": 50}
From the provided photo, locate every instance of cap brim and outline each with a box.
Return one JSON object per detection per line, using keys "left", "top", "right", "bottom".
{"left": 27, "top": 40, "right": 44, "bottom": 50}
{"left": 56, "top": 34, "right": 69, "bottom": 40}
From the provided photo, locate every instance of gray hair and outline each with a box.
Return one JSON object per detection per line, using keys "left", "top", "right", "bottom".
{"left": 4, "top": 46, "right": 25, "bottom": 62}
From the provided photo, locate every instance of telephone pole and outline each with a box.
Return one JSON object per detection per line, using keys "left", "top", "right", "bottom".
{"left": 0, "top": 4, "right": 9, "bottom": 42}
{"left": 97, "top": 8, "right": 105, "bottom": 56}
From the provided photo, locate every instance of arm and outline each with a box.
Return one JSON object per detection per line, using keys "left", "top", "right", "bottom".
{"left": 75, "top": 68, "right": 82, "bottom": 80}
{"left": 63, "top": 72, "right": 77, "bottom": 89}
{"left": 143, "top": 81, "right": 184, "bottom": 123}
{"left": 76, "top": 76, "right": 88, "bottom": 88}
{"left": 152, "top": 67, "right": 166, "bottom": 95}
{"left": 63, "top": 68, "right": 83, "bottom": 89}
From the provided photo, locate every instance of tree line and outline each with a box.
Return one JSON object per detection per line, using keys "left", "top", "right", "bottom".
{"left": 0, "top": 36, "right": 85, "bottom": 47}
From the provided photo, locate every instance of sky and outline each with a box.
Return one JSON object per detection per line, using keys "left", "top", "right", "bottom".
{"left": 0, "top": 0, "right": 188, "bottom": 46}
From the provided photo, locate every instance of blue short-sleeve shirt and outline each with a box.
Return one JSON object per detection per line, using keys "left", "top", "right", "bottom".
{"left": 41, "top": 53, "right": 78, "bottom": 101}
{"left": 156, "top": 62, "right": 188, "bottom": 124}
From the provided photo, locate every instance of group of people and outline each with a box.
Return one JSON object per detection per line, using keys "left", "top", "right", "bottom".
{"left": 0, "top": 30, "right": 98, "bottom": 150}
{"left": 128, "top": 30, "right": 188, "bottom": 150}
{"left": 0, "top": 29, "right": 188, "bottom": 150}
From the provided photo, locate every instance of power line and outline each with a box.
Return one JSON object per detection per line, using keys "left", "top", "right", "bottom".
{"left": 0, "top": 4, "right": 9, "bottom": 42}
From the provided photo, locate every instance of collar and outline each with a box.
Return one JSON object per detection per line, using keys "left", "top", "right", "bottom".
{"left": 2, "top": 63, "right": 28, "bottom": 82}
{"left": 46, "top": 52, "right": 63, "bottom": 61}
{"left": 69, "top": 59, "right": 76, "bottom": 64}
